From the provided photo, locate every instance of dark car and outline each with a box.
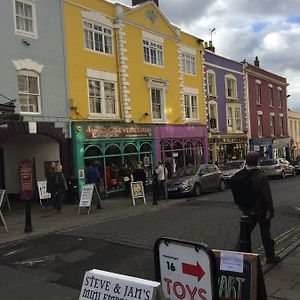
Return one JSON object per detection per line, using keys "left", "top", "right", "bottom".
{"left": 167, "top": 164, "right": 225, "bottom": 197}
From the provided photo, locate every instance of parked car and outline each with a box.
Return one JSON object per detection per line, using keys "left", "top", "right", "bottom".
{"left": 221, "top": 160, "right": 246, "bottom": 185}
{"left": 167, "top": 164, "right": 225, "bottom": 197}
{"left": 290, "top": 160, "right": 300, "bottom": 174}
{"left": 260, "top": 158, "right": 296, "bottom": 178}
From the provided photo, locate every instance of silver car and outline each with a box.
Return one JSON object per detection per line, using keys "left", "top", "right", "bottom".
{"left": 222, "top": 160, "right": 246, "bottom": 185}
{"left": 167, "top": 164, "right": 226, "bottom": 197}
{"left": 260, "top": 158, "right": 296, "bottom": 178}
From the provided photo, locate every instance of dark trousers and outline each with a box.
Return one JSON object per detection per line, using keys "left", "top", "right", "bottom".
{"left": 124, "top": 181, "right": 131, "bottom": 197}
{"left": 158, "top": 180, "right": 165, "bottom": 198}
{"left": 249, "top": 214, "right": 275, "bottom": 259}
{"left": 54, "top": 191, "right": 65, "bottom": 212}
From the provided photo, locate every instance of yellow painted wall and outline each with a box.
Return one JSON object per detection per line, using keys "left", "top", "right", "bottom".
{"left": 64, "top": 0, "right": 119, "bottom": 120}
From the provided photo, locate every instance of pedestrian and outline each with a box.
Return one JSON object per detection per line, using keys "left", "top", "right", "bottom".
{"left": 155, "top": 161, "right": 168, "bottom": 199}
{"left": 43, "top": 161, "right": 56, "bottom": 209}
{"left": 119, "top": 163, "right": 132, "bottom": 197}
{"left": 231, "top": 151, "right": 281, "bottom": 264}
{"left": 133, "top": 162, "right": 147, "bottom": 192}
{"left": 52, "top": 163, "right": 67, "bottom": 213}
{"left": 86, "top": 161, "right": 102, "bottom": 209}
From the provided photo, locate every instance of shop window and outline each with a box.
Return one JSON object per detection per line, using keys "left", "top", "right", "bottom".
{"left": 140, "top": 143, "right": 152, "bottom": 153}
{"left": 124, "top": 143, "right": 138, "bottom": 153}
{"left": 84, "top": 145, "right": 102, "bottom": 157}
{"left": 185, "top": 140, "right": 194, "bottom": 166}
{"left": 173, "top": 141, "right": 184, "bottom": 172}
{"left": 195, "top": 140, "right": 203, "bottom": 165}
{"left": 105, "top": 144, "right": 121, "bottom": 155}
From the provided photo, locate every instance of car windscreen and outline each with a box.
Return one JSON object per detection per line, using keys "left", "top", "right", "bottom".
{"left": 224, "top": 161, "right": 244, "bottom": 170}
{"left": 260, "top": 159, "right": 277, "bottom": 166}
{"left": 176, "top": 166, "right": 199, "bottom": 177}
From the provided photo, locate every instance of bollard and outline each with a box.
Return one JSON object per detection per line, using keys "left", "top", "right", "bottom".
{"left": 24, "top": 200, "right": 33, "bottom": 233}
{"left": 239, "top": 215, "right": 251, "bottom": 252}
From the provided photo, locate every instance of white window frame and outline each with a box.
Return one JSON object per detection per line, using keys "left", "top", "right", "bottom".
{"left": 17, "top": 69, "right": 41, "bottom": 115}
{"left": 184, "top": 94, "right": 198, "bottom": 120}
{"left": 83, "top": 19, "right": 113, "bottom": 55}
{"left": 208, "top": 100, "right": 219, "bottom": 130}
{"left": 181, "top": 53, "right": 196, "bottom": 75}
{"left": 143, "top": 39, "right": 164, "bottom": 67}
{"left": 226, "top": 103, "right": 242, "bottom": 133}
{"left": 207, "top": 70, "right": 216, "bottom": 97}
{"left": 225, "top": 74, "right": 237, "bottom": 99}
{"left": 255, "top": 82, "right": 261, "bottom": 105}
{"left": 278, "top": 88, "right": 283, "bottom": 108}
{"left": 268, "top": 86, "right": 274, "bottom": 106}
{"left": 270, "top": 114, "right": 275, "bottom": 136}
{"left": 257, "top": 112, "right": 263, "bottom": 137}
{"left": 13, "top": 0, "right": 38, "bottom": 38}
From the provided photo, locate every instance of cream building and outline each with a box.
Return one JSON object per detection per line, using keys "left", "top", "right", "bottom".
{"left": 288, "top": 109, "right": 300, "bottom": 159}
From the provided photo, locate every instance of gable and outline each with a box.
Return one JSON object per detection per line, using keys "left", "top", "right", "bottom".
{"left": 120, "top": 2, "right": 178, "bottom": 39}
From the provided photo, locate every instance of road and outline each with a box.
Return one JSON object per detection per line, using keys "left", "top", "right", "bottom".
{"left": 0, "top": 176, "right": 299, "bottom": 299}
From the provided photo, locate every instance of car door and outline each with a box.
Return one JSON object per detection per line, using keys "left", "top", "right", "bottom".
{"left": 198, "top": 165, "right": 212, "bottom": 191}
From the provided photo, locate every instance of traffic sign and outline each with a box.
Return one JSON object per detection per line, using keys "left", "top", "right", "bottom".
{"left": 154, "top": 238, "right": 218, "bottom": 300}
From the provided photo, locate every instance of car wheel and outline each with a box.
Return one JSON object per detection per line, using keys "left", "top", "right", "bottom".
{"left": 193, "top": 183, "right": 201, "bottom": 196}
{"left": 281, "top": 171, "right": 286, "bottom": 179}
{"left": 219, "top": 180, "right": 226, "bottom": 191}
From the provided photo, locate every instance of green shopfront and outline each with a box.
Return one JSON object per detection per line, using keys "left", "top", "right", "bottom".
{"left": 72, "top": 123, "right": 155, "bottom": 197}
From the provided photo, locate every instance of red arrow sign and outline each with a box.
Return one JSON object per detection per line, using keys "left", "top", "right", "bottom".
{"left": 182, "top": 262, "right": 205, "bottom": 281}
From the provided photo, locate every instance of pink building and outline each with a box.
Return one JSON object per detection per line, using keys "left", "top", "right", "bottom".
{"left": 245, "top": 57, "right": 290, "bottom": 159}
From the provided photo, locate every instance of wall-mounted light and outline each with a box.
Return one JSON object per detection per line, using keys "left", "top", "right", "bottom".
{"left": 144, "top": 112, "right": 149, "bottom": 116}
{"left": 287, "top": 94, "right": 291, "bottom": 98}
{"left": 22, "top": 39, "right": 30, "bottom": 46}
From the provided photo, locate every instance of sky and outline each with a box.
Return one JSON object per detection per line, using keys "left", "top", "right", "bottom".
{"left": 109, "top": 0, "right": 300, "bottom": 112}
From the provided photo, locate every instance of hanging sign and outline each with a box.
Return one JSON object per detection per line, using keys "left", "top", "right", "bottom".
{"left": 131, "top": 181, "right": 146, "bottom": 206}
{"left": 19, "top": 159, "right": 34, "bottom": 200}
{"left": 154, "top": 238, "right": 218, "bottom": 300}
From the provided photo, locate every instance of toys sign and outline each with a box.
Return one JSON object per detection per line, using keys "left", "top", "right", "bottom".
{"left": 154, "top": 238, "right": 218, "bottom": 300}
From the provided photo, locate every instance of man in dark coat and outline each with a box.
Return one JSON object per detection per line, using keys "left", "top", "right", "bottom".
{"left": 237, "top": 151, "right": 280, "bottom": 264}
{"left": 86, "top": 161, "right": 102, "bottom": 209}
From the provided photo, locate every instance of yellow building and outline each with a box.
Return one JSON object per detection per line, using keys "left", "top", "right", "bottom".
{"left": 64, "top": 0, "right": 208, "bottom": 195}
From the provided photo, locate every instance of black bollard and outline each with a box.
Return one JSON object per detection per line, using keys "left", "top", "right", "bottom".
{"left": 239, "top": 215, "right": 251, "bottom": 252}
{"left": 24, "top": 200, "right": 33, "bottom": 233}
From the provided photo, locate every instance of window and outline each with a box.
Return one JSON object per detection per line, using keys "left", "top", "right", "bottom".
{"left": 207, "top": 71, "right": 216, "bottom": 96}
{"left": 255, "top": 83, "right": 261, "bottom": 104}
{"left": 226, "top": 104, "right": 242, "bottom": 133}
{"left": 209, "top": 101, "right": 218, "bottom": 130}
{"left": 151, "top": 88, "right": 164, "bottom": 120}
{"left": 84, "top": 20, "right": 113, "bottom": 54}
{"left": 143, "top": 39, "right": 164, "bottom": 66}
{"left": 280, "top": 116, "right": 284, "bottom": 136}
{"left": 181, "top": 53, "right": 196, "bottom": 75}
{"left": 184, "top": 94, "right": 198, "bottom": 120}
{"left": 258, "top": 113, "right": 263, "bottom": 137}
{"left": 278, "top": 89, "right": 283, "bottom": 108}
{"left": 88, "top": 79, "right": 117, "bottom": 117}
{"left": 270, "top": 115, "right": 275, "bottom": 136}
{"left": 18, "top": 70, "right": 40, "bottom": 113}
{"left": 268, "top": 86, "right": 273, "bottom": 106}
{"left": 225, "top": 76, "right": 237, "bottom": 99}
{"left": 14, "top": 0, "right": 37, "bottom": 38}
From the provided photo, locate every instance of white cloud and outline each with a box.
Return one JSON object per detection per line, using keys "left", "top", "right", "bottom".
{"left": 110, "top": 0, "right": 300, "bottom": 111}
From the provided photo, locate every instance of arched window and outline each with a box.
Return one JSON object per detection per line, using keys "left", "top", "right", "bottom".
{"left": 124, "top": 143, "right": 137, "bottom": 153}
{"left": 140, "top": 143, "right": 152, "bottom": 153}
{"left": 84, "top": 145, "right": 102, "bottom": 157}
{"left": 105, "top": 144, "right": 121, "bottom": 155}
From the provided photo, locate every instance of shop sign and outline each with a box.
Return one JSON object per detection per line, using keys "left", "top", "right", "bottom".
{"left": 85, "top": 125, "right": 152, "bottom": 139}
{"left": 79, "top": 269, "right": 161, "bottom": 300}
{"left": 19, "top": 159, "right": 34, "bottom": 200}
{"left": 131, "top": 181, "right": 146, "bottom": 206}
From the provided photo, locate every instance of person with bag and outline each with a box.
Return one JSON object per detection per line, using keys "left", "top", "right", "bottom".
{"left": 52, "top": 163, "right": 67, "bottom": 213}
{"left": 230, "top": 151, "right": 281, "bottom": 264}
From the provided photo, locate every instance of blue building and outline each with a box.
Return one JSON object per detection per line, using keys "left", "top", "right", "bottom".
{"left": 0, "top": 0, "right": 70, "bottom": 199}
{"left": 204, "top": 42, "right": 248, "bottom": 164}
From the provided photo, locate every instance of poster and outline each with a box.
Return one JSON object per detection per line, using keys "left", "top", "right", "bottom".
{"left": 37, "top": 181, "right": 51, "bottom": 200}
{"left": 19, "top": 159, "right": 34, "bottom": 200}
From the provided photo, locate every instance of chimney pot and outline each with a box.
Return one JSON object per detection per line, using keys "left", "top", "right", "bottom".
{"left": 254, "top": 56, "right": 260, "bottom": 67}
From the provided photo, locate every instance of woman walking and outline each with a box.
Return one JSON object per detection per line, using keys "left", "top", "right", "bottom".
{"left": 52, "top": 163, "right": 67, "bottom": 213}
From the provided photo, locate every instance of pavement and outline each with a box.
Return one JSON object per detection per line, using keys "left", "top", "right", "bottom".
{"left": 0, "top": 195, "right": 299, "bottom": 300}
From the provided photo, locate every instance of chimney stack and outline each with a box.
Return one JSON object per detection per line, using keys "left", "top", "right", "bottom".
{"left": 254, "top": 56, "right": 260, "bottom": 67}
{"left": 132, "top": 0, "right": 159, "bottom": 6}
{"left": 205, "top": 40, "right": 215, "bottom": 52}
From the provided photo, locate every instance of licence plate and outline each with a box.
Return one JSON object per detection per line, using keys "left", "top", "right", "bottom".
{"left": 168, "top": 187, "right": 177, "bottom": 192}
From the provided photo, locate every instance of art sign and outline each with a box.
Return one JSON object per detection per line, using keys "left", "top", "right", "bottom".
{"left": 79, "top": 269, "right": 162, "bottom": 300}
{"left": 131, "top": 181, "right": 146, "bottom": 206}
{"left": 85, "top": 125, "right": 152, "bottom": 139}
{"left": 19, "top": 159, "right": 34, "bottom": 200}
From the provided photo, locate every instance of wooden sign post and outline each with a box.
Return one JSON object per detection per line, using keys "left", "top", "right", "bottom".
{"left": 131, "top": 181, "right": 146, "bottom": 206}
{"left": 78, "top": 184, "right": 102, "bottom": 215}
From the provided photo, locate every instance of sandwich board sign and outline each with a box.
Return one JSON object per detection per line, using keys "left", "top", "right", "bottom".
{"left": 78, "top": 184, "right": 101, "bottom": 215}
{"left": 154, "top": 237, "right": 218, "bottom": 300}
{"left": 0, "top": 189, "right": 10, "bottom": 232}
{"left": 131, "top": 181, "right": 146, "bottom": 206}
{"left": 79, "top": 269, "right": 162, "bottom": 300}
{"left": 37, "top": 181, "right": 51, "bottom": 205}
